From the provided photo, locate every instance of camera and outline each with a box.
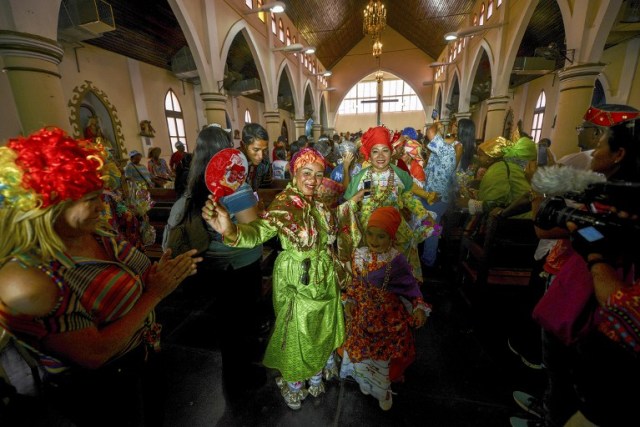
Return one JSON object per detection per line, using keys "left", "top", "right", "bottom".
{"left": 535, "top": 181, "right": 640, "bottom": 251}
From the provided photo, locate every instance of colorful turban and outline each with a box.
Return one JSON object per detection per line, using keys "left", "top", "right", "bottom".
{"left": 360, "top": 126, "right": 392, "bottom": 160}
{"left": 367, "top": 206, "right": 402, "bottom": 239}
{"left": 583, "top": 104, "right": 640, "bottom": 127}
{"left": 290, "top": 147, "right": 326, "bottom": 175}
{"left": 503, "top": 136, "right": 537, "bottom": 161}
{"left": 477, "top": 136, "right": 514, "bottom": 158}
{"left": 404, "top": 140, "right": 424, "bottom": 167}
{"left": 0, "top": 127, "right": 105, "bottom": 210}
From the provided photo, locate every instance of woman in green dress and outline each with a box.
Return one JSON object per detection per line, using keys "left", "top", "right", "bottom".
{"left": 343, "top": 126, "right": 438, "bottom": 283}
{"left": 202, "top": 147, "right": 355, "bottom": 410}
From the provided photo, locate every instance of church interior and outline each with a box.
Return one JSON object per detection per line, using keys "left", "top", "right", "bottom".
{"left": 1, "top": 0, "right": 640, "bottom": 426}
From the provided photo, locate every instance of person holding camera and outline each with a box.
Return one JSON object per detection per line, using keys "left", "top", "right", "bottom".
{"left": 511, "top": 104, "right": 640, "bottom": 427}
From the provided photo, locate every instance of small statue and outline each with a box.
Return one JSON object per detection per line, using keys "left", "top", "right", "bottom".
{"left": 140, "top": 120, "right": 155, "bottom": 137}
{"left": 84, "top": 116, "right": 102, "bottom": 141}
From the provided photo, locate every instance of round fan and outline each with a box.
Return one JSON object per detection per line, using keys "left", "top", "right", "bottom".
{"left": 204, "top": 148, "right": 249, "bottom": 201}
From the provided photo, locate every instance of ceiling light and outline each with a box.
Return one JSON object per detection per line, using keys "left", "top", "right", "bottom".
{"left": 245, "top": 1, "right": 285, "bottom": 14}
{"left": 312, "top": 70, "right": 332, "bottom": 77}
{"left": 321, "top": 87, "right": 337, "bottom": 92}
{"left": 444, "top": 23, "right": 504, "bottom": 41}
{"left": 363, "top": 1, "right": 387, "bottom": 37}
{"left": 272, "top": 43, "right": 316, "bottom": 54}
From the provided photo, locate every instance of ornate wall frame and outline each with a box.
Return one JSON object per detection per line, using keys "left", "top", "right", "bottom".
{"left": 68, "top": 80, "right": 126, "bottom": 161}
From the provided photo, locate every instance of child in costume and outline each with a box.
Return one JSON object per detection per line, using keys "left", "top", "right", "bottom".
{"left": 340, "top": 206, "right": 431, "bottom": 410}
{"left": 202, "top": 148, "right": 357, "bottom": 410}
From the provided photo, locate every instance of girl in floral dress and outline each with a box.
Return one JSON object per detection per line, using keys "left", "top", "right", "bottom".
{"left": 343, "top": 126, "right": 439, "bottom": 283}
{"left": 340, "top": 207, "right": 430, "bottom": 410}
{"left": 202, "top": 148, "right": 358, "bottom": 410}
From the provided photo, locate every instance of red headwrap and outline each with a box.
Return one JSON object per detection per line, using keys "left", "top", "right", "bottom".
{"left": 360, "top": 126, "right": 392, "bottom": 160}
{"left": 290, "top": 147, "right": 326, "bottom": 175}
{"left": 6, "top": 127, "right": 104, "bottom": 208}
{"left": 367, "top": 206, "right": 402, "bottom": 239}
{"left": 583, "top": 105, "right": 640, "bottom": 127}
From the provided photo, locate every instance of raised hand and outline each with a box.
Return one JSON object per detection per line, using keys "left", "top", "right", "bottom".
{"left": 201, "top": 195, "right": 237, "bottom": 240}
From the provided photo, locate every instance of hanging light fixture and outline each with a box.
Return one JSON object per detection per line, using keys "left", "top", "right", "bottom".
{"left": 375, "top": 70, "right": 384, "bottom": 83}
{"left": 372, "top": 38, "right": 383, "bottom": 58}
{"left": 363, "top": 0, "right": 387, "bottom": 37}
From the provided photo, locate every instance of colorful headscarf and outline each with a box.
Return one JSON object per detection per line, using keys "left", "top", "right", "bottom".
{"left": 0, "top": 127, "right": 105, "bottom": 210}
{"left": 503, "top": 136, "right": 537, "bottom": 161}
{"left": 368, "top": 206, "right": 402, "bottom": 239}
{"left": 403, "top": 140, "right": 424, "bottom": 167}
{"left": 360, "top": 126, "right": 392, "bottom": 160}
{"left": 478, "top": 136, "right": 514, "bottom": 158}
{"left": 290, "top": 147, "right": 326, "bottom": 175}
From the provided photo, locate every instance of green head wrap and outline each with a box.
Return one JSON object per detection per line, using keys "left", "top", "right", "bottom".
{"left": 502, "top": 137, "right": 537, "bottom": 161}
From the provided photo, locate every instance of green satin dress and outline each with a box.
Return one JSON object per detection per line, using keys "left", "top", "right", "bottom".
{"left": 228, "top": 183, "right": 346, "bottom": 382}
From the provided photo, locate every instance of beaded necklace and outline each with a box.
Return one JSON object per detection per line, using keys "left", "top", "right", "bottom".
{"left": 361, "top": 251, "right": 394, "bottom": 303}
{"left": 365, "top": 167, "right": 395, "bottom": 208}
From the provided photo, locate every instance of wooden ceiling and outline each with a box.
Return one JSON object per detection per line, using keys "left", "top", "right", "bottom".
{"left": 75, "top": 0, "right": 638, "bottom": 99}
{"left": 79, "top": 0, "right": 564, "bottom": 73}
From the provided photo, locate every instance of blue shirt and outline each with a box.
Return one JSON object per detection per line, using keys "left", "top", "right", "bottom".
{"left": 424, "top": 134, "right": 457, "bottom": 202}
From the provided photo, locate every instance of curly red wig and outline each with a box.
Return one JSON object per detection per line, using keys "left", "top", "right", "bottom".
{"left": 7, "top": 127, "right": 104, "bottom": 208}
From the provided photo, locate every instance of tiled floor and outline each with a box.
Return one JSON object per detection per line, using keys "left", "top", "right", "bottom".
{"left": 150, "top": 261, "right": 546, "bottom": 427}
{"left": 0, "top": 254, "right": 547, "bottom": 427}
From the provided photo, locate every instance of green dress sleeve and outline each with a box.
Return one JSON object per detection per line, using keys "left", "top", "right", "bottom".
{"left": 224, "top": 218, "right": 278, "bottom": 248}
{"left": 343, "top": 168, "right": 368, "bottom": 200}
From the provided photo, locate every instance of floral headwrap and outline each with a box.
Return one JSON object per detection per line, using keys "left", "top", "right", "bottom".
{"left": 290, "top": 147, "right": 326, "bottom": 175}
{"left": 404, "top": 140, "right": 424, "bottom": 167}
{"left": 0, "top": 127, "right": 104, "bottom": 210}
{"left": 368, "top": 206, "right": 401, "bottom": 239}
{"left": 360, "top": 126, "right": 393, "bottom": 160}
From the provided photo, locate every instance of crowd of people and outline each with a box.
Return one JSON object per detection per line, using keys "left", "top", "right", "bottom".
{"left": 1, "top": 105, "right": 639, "bottom": 425}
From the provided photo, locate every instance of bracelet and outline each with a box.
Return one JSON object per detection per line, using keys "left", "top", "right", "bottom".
{"left": 587, "top": 258, "right": 610, "bottom": 270}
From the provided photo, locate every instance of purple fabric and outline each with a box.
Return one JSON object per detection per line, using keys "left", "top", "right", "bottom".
{"left": 364, "top": 254, "right": 423, "bottom": 299}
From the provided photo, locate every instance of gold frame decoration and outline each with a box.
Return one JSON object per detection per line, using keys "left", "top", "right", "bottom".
{"left": 68, "top": 80, "right": 126, "bottom": 157}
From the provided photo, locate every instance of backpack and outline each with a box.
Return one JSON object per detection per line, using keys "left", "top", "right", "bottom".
{"left": 162, "top": 194, "right": 210, "bottom": 257}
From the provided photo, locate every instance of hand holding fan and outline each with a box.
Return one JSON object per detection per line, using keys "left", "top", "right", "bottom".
{"left": 205, "top": 148, "right": 249, "bottom": 201}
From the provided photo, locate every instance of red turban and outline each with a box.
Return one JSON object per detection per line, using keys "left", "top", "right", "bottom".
{"left": 360, "top": 126, "right": 392, "bottom": 160}
{"left": 367, "top": 206, "right": 402, "bottom": 239}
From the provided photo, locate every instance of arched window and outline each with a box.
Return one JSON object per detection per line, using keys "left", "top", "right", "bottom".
{"left": 337, "top": 75, "right": 422, "bottom": 115}
{"left": 530, "top": 90, "right": 546, "bottom": 142}
{"left": 286, "top": 28, "right": 291, "bottom": 46}
{"left": 292, "top": 35, "right": 297, "bottom": 57}
{"left": 244, "top": 109, "right": 252, "bottom": 123}
{"left": 245, "top": 0, "right": 252, "bottom": 8}
{"left": 487, "top": 0, "right": 494, "bottom": 19}
{"left": 165, "top": 89, "right": 187, "bottom": 152}
{"left": 497, "top": 0, "right": 503, "bottom": 7}
{"left": 278, "top": 19, "right": 285, "bottom": 42}
{"left": 473, "top": 13, "right": 478, "bottom": 26}
{"left": 479, "top": 4, "right": 485, "bottom": 26}
{"left": 271, "top": 13, "right": 277, "bottom": 35}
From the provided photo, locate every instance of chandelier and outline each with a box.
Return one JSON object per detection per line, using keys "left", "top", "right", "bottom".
{"left": 363, "top": 0, "right": 386, "bottom": 37}
{"left": 375, "top": 70, "right": 384, "bottom": 83}
{"left": 372, "top": 38, "right": 383, "bottom": 58}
